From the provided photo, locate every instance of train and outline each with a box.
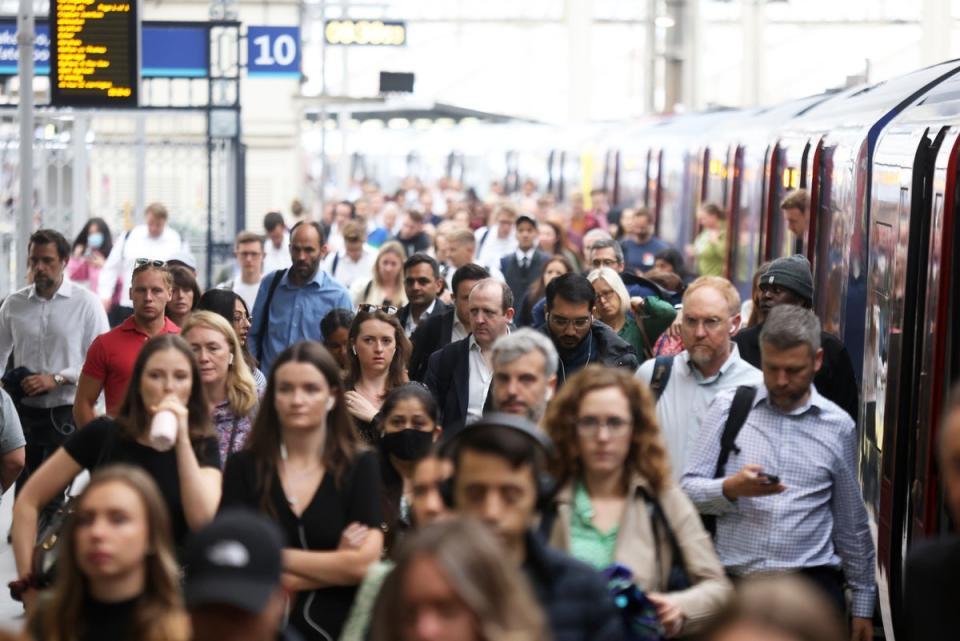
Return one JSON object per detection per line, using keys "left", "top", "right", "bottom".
{"left": 321, "top": 59, "right": 960, "bottom": 638}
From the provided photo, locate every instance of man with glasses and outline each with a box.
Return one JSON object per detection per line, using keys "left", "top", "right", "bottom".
{"left": 425, "top": 279, "right": 514, "bottom": 435}
{"left": 397, "top": 253, "right": 450, "bottom": 338}
{"left": 321, "top": 219, "right": 375, "bottom": 288}
{"left": 75, "top": 259, "right": 180, "bottom": 427}
{"left": 540, "top": 273, "right": 638, "bottom": 386}
{"left": 217, "top": 231, "right": 266, "bottom": 312}
{"left": 249, "top": 221, "right": 352, "bottom": 373}
{"left": 636, "top": 276, "right": 761, "bottom": 477}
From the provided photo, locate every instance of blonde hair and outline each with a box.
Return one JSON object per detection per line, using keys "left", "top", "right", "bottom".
{"left": 587, "top": 267, "right": 631, "bottom": 316}
{"left": 374, "top": 241, "right": 407, "bottom": 289}
{"left": 181, "top": 311, "right": 258, "bottom": 417}
{"left": 683, "top": 275, "right": 741, "bottom": 317}
{"left": 35, "top": 465, "right": 189, "bottom": 641}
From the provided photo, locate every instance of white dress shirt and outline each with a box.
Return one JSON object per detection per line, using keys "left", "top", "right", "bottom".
{"left": 97, "top": 224, "right": 184, "bottom": 307}
{"left": 474, "top": 227, "right": 517, "bottom": 272}
{"left": 263, "top": 231, "right": 292, "bottom": 275}
{"left": 466, "top": 335, "right": 493, "bottom": 423}
{"left": 404, "top": 299, "right": 437, "bottom": 337}
{"left": 0, "top": 279, "right": 109, "bottom": 407}
{"left": 321, "top": 244, "right": 377, "bottom": 289}
{"left": 636, "top": 345, "right": 763, "bottom": 479}
{"left": 451, "top": 314, "right": 469, "bottom": 342}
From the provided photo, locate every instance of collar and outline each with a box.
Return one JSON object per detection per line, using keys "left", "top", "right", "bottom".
{"left": 453, "top": 314, "right": 467, "bottom": 333}
{"left": 281, "top": 267, "right": 326, "bottom": 288}
{"left": 469, "top": 334, "right": 481, "bottom": 352}
{"left": 421, "top": 299, "right": 437, "bottom": 317}
{"left": 28, "top": 278, "right": 73, "bottom": 301}
{"left": 680, "top": 342, "right": 743, "bottom": 384}
{"left": 753, "top": 384, "right": 828, "bottom": 417}
{"left": 516, "top": 248, "right": 536, "bottom": 261}
{"left": 120, "top": 315, "right": 179, "bottom": 336}
{"left": 554, "top": 471, "right": 652, "bottom": 506}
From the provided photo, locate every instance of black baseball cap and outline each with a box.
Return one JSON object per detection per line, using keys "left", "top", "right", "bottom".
{"left": 183, "top": 509, "right": 284, "bottom": 613}
{"left": 516, "top": 214, "right": 538, "bottom": 228}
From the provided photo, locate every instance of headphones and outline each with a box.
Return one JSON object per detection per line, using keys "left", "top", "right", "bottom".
{"left": 439, "top": 413, "right": 557, "bottom": 512}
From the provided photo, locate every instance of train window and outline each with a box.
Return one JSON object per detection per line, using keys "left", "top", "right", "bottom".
{"left": 814, "top": 148, "right": 842, "bottom": 336}
{"left": 871, "top": 219, "right": 896, "bottom": 464}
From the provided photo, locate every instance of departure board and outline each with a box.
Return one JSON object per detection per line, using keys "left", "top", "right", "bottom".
{"left": 51, "top": 0, "right": 139, "bottom": 107}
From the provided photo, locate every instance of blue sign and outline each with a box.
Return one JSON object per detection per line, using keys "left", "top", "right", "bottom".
{"left": 142, "top": 24, "right": 209, "bottom": 78}
{"left": 0, "top": 20, "right": 210, "bottom": 78}
{"left": 0, "top": 22, "right": 50, "bottom": 75}
{"left": 247, "top": 26, "right": 300, "bottom": 78}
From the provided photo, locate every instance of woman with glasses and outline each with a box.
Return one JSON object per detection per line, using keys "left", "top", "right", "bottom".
{"left": 351, "top": 241, "right": 409, "bottom": 309}
{"left": 543, "top": 365, "right": 731, "bottom": 638}
{"left": 165, "top": 265, "right": 201, "bottom": 328}
{"left": 182, "top": 311, "right": 259, "bottom": 464}
{"left": 344, "top": 308, "right": 412, "bottom": 444}
{"left": 587, "top": 267, "right": 676, "bottom": 361}
{"left": 196, "top": 288, "right": 266, "bottom": 392}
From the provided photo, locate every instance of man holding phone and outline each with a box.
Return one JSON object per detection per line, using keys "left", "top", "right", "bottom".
{"left": 681, "top": 305, "right": 875, "bottom": 641}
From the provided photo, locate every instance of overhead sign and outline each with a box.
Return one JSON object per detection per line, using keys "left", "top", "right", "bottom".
{"left": 324, "top": 19, "right": 406, "bottom": 46}
{"left": 51, "top": 0, "right": 140, "bottom": 107}
{"left": 0, "top": 22, "right": 50, "bottom": 74}
{"left": 0, "top": 20, "right": 210, "bottom": 78}
{"left": 247, "top": 26, "right": 300, "bottom": 77}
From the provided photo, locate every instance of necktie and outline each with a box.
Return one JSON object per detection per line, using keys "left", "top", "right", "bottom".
{"left": 520, "top": 257, "right": 529, "bottom": 270}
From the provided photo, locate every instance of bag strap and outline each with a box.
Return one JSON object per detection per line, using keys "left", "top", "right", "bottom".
{"left": 648, "top": 355, "right": 674, "bottom": 400}
{"left": 714, "top": 385, "right": 758, "bottom": 479}
{"left": 331, "top": 252, "right": 340, "bottom": 276}
{"left": 255, "top": 269, "right": 287, "bottom": 361}
{"left": 640, "top": 487, "right": 685, "bottom": 580}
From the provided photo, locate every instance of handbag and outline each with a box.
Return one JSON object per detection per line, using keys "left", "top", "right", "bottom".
{"left": 602, "top": 563, "right": 666, "bottom": 641}
{"left": 641, "top": 488, "right": 692, "bottom": 592}
{"left": 31, "top": 424, "right": 116, "bottom": 589}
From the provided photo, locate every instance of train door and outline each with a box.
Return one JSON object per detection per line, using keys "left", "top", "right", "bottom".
{"left": 726, "top": 145, "right": 759, "bottom": 299}
{"left": 813, "top": 143, "right": 845, "bottom": 336}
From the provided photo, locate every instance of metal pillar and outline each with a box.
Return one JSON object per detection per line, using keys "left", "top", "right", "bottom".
{"left": 72, "top": 113, "right": 89, "bottom": 238}
{"left": 16, "top": 0, "right": 34, "bottom": 286}
{"left": 565, "top": 0, "right": 592, "bottom": 122}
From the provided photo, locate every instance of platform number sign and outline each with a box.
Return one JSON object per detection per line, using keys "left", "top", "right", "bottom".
{"left": 247, "top": 26, "right": 300, "bottom": 78}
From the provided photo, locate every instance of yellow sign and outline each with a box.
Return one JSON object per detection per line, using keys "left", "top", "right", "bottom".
{"left": 324, "top": 19, "right": 406, "bottom": 46}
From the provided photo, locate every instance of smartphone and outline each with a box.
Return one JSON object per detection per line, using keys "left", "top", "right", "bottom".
{"left": 757, "top": 472, "right": 780, "bottom": 485}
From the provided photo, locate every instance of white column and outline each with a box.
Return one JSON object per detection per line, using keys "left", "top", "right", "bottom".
{"left": 920, "top": 0, "right": 950, "bottom": 67}
{"left": 72, "top": 114, "right": 89, "bottom": 237}
{"left": 565, "top": 0, "right": 593, "bottom": 122}
{"left": 16, "top": 0, "right": 34, "bottom": 286}
{"left": 741, "top": 0, "right": 763, "bottom": 106}
{"left": 645, "top": 0, "right": 657, "bottom": 113}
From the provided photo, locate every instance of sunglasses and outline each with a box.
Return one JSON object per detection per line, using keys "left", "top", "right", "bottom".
{"left": 133, "top": 258, "right": 166, "bottom": 271}
{"left": 357, "top": 304, "right": 399, "bottom": 315}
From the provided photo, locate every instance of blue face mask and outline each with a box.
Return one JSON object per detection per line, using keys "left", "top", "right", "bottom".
{"left": 87, "top": 232, "right": 104, "bottom": 249}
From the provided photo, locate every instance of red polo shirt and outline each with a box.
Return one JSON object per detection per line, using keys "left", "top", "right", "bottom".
{"left": 81, "top": 316, "right": 180, "bottom": 415}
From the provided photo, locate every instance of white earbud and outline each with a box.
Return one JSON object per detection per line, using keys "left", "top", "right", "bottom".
{"left": 228, "top": 353, "right": 234, "bottom": 365}
{"left": 327, "top": 398, "right": 335, "bottom": 412}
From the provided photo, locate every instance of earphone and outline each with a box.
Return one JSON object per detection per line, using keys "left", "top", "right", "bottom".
{"left": 439, "top": 413, "right": 557, "bottom": 511}
{"left": 228, "top": 353, "right": 234, "bottom": 365}
{"left": 326, "top": 398, "right": 335, "bottom": 412}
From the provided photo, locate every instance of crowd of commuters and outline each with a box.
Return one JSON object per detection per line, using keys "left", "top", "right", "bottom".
{"left": 0, "top": 180, "right": 954, "bottom": 641}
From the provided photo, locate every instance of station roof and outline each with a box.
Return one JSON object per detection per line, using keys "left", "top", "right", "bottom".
{"left": 299, "top": 97, "right": 539, "bottom": 124}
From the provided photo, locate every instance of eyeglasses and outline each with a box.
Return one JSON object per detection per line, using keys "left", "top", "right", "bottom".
{"left": 548, "top": 313, "right": 592, "bottom": 330}
{"left": 357, "top": 304, "right": 399, "bottom": 315}
{"left": 596, "top": 289, "right": 619, "bottom": 302}
{"left": 133, "top": 258, "right": 166, "bottom": 272}
{"left": 681, "top": 315, "right": 725, "bottom": 332}
{"left": 405, "top": 277, "right": 434, "bottom": 287}
{"left": 344, "top": 236, "right": 361, "bottom": 243}
{"left": 233, "top": 313, "right": 252, "bottom": 324}
{"left": 592, "top": 258, "right": 619, "bottom": 269}
{"left": 575, "top": 416, "right": 632, "bottom": 435}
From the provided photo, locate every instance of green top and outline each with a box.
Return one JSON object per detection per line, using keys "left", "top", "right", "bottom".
{"left": 619, "top": 297, "right": 677, "bottom": 358}
{"left": 339, "top": 560, "right": 395, "bottom": 641}
{"left": 569, "top": 481, "right": 618, "bottom": 570}
{"left": 694, "top": 227, "right": 726, "bottom": 276}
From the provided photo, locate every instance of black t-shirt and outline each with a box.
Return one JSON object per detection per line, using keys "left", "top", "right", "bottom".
{"left": 220, "top": 448, "right": 382, "bottom": 641}
{"left": 80, "top": 595, "right": 138, "bottom": 641}
{"left": 63, "top": 417, "right": 221, "bottom": 546}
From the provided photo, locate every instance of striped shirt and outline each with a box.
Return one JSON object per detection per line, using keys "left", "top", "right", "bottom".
{"left": 680, "top": 385, "right": 876, "bottom": 618}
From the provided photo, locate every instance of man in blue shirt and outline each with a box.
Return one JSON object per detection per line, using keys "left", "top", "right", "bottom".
{"left": 621, "top": 208, "right": 670, "bottom": 274}
{"left": 249, "top": 221, "right": 352, "bottom": 372}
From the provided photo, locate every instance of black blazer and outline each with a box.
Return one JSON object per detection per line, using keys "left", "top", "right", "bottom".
{"left": 424, "top": 338, "right": 471, "bottom": 433}
{"left": 397, "top": 300, "right": 452, "bottom": 336}
{"left": 408, "top": 307, "right": 456, "bottom": 382}
{"left": 501, "top": 250, "right": 549, "bottom": 308}
{"left": 905, "top": 536, "right": 960, "bottom": 641}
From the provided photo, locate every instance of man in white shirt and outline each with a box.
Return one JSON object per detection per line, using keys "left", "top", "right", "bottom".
{"left": 320, "top": 219, "right": 376, "bottom": 289}
{"left": 474, "top": 204, "right": 518, "bottom": 272}
{"left": 217, "top": 231, "right": 265, "bottom": 312}
{"left": 262, "top": 211, "right": 292, "bottom": 275}
{"left": 325, "top": 200, "right": 356, "bottom": 253}
{"left": 636, "top": 276, "right": 762, "bottom": 478}
{"left": 97, "top": 202, "right": 184, "bottom": 326}
{"left": 0, "top": 229, "right": 108, "bottom": 503}
{"left": 424, "top": 279, "right": 513, "bottom": 434}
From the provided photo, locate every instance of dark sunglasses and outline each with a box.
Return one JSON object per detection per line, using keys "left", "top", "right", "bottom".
{"left": 357, "top": 304, "right": 399, "bottom": 315}
{"left": 133, "top": 258, "right": 166, "bottom": 271}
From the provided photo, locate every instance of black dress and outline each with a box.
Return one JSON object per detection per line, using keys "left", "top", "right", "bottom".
{"left": 63, "top": 417, "right": 221, "bottom": 546}
{"left": 220, "top": 449, "right": 382, "bottom": 641}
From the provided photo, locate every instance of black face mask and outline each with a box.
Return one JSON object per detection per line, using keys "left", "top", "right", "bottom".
{"left": 380, "top": 429, "right": 434, "bottom": 461}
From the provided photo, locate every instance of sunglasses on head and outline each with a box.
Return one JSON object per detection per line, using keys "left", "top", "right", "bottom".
{"left": 133, "top": 258, "right": 166, "bottom": 271}
{"left": 357, "top": 304, "right": 399, "bottom": 315}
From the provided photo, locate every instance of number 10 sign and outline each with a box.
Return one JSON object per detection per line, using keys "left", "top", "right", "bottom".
{"left": 247, "top": 26, "right": 300, "bottom": 77}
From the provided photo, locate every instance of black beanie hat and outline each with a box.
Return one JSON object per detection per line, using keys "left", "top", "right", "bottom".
{"left": 762, "top": 254, "right": 813, "bottom": 304}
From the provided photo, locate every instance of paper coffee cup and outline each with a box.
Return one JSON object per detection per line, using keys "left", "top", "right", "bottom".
{"left": 149, "top": 410, "right": 178, "bottom": 452}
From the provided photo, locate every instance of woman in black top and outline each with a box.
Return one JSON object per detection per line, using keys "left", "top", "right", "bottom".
{"left": 220, "top": 341, "right": 383, "bottom": 641}
{"left": 343, "top": 308, "right": 411, "bottom": 444}
{"left": 12, "top": 335, "right": 222, "bottom": 604}
{"left": 28, "top": 464, "right": 190, "bottom": 641}
{"left": 376, "top": 384, "right": 441, "bottom": 552}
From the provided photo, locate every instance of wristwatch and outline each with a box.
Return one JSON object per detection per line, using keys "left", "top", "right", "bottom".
{"left": 52, "top": 374, "right": 64, "bottom": 386}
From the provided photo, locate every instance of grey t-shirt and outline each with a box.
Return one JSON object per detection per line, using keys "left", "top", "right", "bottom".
{"left": 0, "top": 388, "right": 26, "bottom": 454}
